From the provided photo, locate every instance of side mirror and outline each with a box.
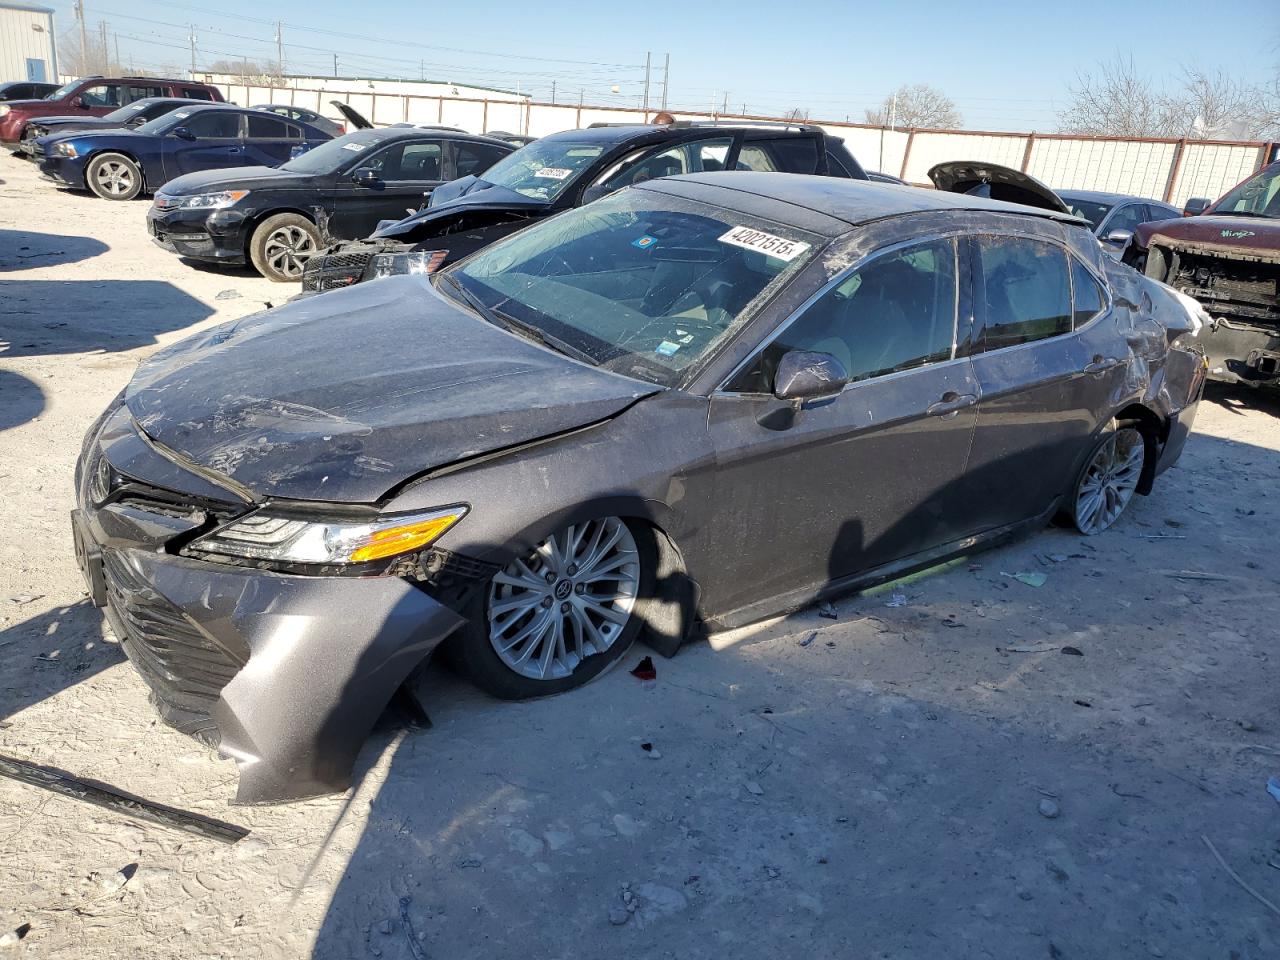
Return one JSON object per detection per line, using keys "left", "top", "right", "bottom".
{"left": 1103, "top": 228, "right": 1133, "bottom": 247}
{"left": 72, "top": 95, "right": 87, "bottom": 109}
{"left": 773, "top": 350, "right": 849, "bottom": 406}
{"left": 171, "top": 126, "right": 195, "bottom": 140}
{"left": 579, "top": 183, "right": 614, "bottom": 206}
{"left": 1182, "top": 197, "right": 1211, "bottom": 217}
{"left": 352, "top": 166, "right": 380, "bottom": 187}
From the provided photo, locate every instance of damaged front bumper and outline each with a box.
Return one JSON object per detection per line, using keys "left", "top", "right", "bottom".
{"left": 73, "top": 407, "right": 467, "bottom": 804}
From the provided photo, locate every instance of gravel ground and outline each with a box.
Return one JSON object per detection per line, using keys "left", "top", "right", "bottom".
{"left": 1, "top": 154, "right": 1278, "bottom": 960}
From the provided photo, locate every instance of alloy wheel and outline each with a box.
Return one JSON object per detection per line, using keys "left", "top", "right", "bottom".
{"left": 94, "top": 161, "right": 134, "bottom": 197}
{"left": 263, "top": 225, "right": 317, "bottom": 278}
{"left": 487, "top": 518, "right": 641, "bottom": 681}
{"left": 1075, "top": 427, "right": 1144, "bottom": 534}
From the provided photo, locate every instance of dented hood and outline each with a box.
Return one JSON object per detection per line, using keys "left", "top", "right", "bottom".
{"left": 1135, "top": 214, "right": 1280, "bottom": 258}
{"left": 928, "top": 161, "right": 1070, "bottom": 214}
{"left": 125, "top": 276, "right": 656, "bottom": 503}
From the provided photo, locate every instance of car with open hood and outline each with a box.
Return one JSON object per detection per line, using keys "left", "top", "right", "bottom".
{"left": 36, "top": 103, "right": 332, "bottom": 201}
{"left": 300, "top": 120, "right": 869, "bottom": 291}
{"left": 146, "top": 127, "right": 514, "bottom": 281}
{"left": 0, "top": 74, "right": 223, "bottom": 150}
{"left": 1125, "top": 160, "right": 1280, "bottom": 389}
{"left": 73, "top": 173, "right": 1206, "bottom": 804}
{"left": 18, "top": 96, "right": 200, "bottom": 157}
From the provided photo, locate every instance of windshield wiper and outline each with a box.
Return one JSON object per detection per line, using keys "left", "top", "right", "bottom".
{"left": 437, "top": 273, "right": 598, "bottom": 366}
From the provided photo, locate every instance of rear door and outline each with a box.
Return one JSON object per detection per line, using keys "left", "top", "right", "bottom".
{"left": 241, "top": 113, "right": 303, "bottom": 167}
{"left": 161, "top": 110, "right": 244, "bottom": 179}
{"left": 123, "top": 83, "right": 165, "bottom": 106}
{"left": 328, "top": 138, "right": 445, "bottom": 239}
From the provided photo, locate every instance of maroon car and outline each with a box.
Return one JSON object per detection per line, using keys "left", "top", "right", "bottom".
{"left": 0, "top": 75, "right": 224, "bottom": 151}
{"left": 1127, "top": 160, "right": 1280, "bottom": 389}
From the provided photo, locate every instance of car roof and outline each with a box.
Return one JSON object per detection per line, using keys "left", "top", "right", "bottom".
{"left": 1056, "top": 187, "right": 1169, "bottom": 206}
{"left": 539, "top": 123, "right": 821, "bottom": 148}
{"left": 643, "top": 172, "right": 1088, "bottom": 236}
{"left": 341, "top": 126, "right": 513, "bottom": 147}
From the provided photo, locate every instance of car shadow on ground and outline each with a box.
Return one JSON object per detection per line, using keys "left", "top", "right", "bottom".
{"left": 1206, "top": 382, "right": 1280, "bottom": 418}
{"left": 0, "top": 278, "right": 214, "bottom": 358}
{"left": 305, "top": 428, "right": 1278, "bottom": 959}
{"left": 0, "top": 228, "right": 108, "bottom": 272}
{"left": 0, "top": 369, "right": 45, "bottom": 432}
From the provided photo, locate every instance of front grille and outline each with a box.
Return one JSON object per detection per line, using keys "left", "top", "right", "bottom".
{"left": 102, "top": 550, "right": 245, "bottom": 745}
{"left": 303, "top": 250, "right": 374, "bottom": 290}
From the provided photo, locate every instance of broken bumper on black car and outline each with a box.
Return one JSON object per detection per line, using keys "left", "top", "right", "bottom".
{"left": 72, "top": 405, "right": 469, "bottom": 804}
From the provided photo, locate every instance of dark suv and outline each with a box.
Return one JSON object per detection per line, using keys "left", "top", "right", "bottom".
{"left": 301, "top": 120, "right": 868, "bottom": 291}
{"left": 0, "top": 75, "right": 224, "bottom": 150}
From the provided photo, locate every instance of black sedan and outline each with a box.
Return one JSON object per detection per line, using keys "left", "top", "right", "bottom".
{"left": 147, "top": 127, "right": 515, "bottom": 281}
{"left": 0, "top": 80, "right": 58, "bottom": 101}
{"left": 18, "top": 97, "right": 198, "bottom": 156}
{"left": 73, "top": 173, "right": 1206, "bottom": 804}
{"left": 252, "top": 103, "right": 345, "bottom": 138}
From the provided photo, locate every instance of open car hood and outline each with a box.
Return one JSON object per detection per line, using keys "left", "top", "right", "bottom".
{"left": 330, "top": 100, "right": 373, "bottom": 130}
{"left": 124, "top": 276, "right": 655, "bottom": 504}
{"left": 928, "top": 161, "right": 1070, "bottom": 214}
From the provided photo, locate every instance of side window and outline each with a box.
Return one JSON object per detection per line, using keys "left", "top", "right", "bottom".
{"left": 1102, "top": 203, "right": 1147, "bottom": 235}
{"left": 455, "top": 141, "right": 508, "bottom": 178}
{"left": 730, "top": 238, "right": 958, "bottom": 392}
{"left": 79, "top": 84, "right": 122, "bottom": 108}
{"left": 736, "top": 144, "right": 778, "bottom": 172}
{"left": 181, "top": 87, "right": 215, "bottom": 101}
{"left": 390, "top": 142, "right": 442, "bottom": 180}
{"left": 976, "top": 236, "right": 1071, "bottom": 349}
{"left": 247, "top": 114, "right": 290, "bottom": 139}
{"left": 1071, "top": 258, "right": 1105, "bottom": 328}
{"left": 825, "top": 149, "right": 855, "bottom": 178}
{"left": 125, "top": 85, "right": 164, "bottom": 103}
{"left": 141, "top": 101, "right": 180, "bottom": 121}
{"left": 184, "top": 112, "right": 242, "bottom": 139}
{"left": 744, "top": 137, "right": 820, "bottom": 174}
{"left": 599, "top": 138, "right": 732, "bottom": 190}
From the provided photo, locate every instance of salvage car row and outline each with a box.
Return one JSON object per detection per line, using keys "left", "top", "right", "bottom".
{"left": 5, "top": 72, "right": 1264, "bottom": 806}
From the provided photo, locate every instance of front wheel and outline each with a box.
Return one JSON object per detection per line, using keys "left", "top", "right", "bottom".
{"left": 86, "top": 153, "right": 143, "bottom": 200}
{"left": 458, "top": 518, "right": 656, "bottom": 700}
{"left": 249, "top": 213, "right": 320, "bottom": 282}
{"left": 1071, "top": 422, "right": 1146, "bottom": 535}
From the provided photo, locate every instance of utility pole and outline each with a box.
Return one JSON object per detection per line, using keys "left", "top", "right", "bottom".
{"left": 642, "top": 52, "right": 650, "bottom": 112}
{"left": 188, "top": 24, "right": 196, "bottom": 76}
{"left": 98, "top": 21, "right": 107, "bottom": 73}
{"left": 275, "top": 21, "right": 283, "bottom": 76}
{"left": 114, "top": 33, "right": 120, "bottom": 72}
{"left": 889, "top": 93, "right": 897, "bottom": 132}
{"left": 721, "top": 91, "right": 728, "bottom": 115}
{"left": 661, "top": 53, "right": 669, "bottom": 110}
{"left": 419, "top": 59, "right": 424, "bottom": 80}
{"left": 551, "top": 80, "right": 556, "bottom": 105}
{"left": 332, "top": 54, "right": 338, "bottom": 79}
{"left": 578, "top": 88, "right": 583, "bottom": 108}
{"left": 73, "top": 0, "right": 87, "bottom": 74}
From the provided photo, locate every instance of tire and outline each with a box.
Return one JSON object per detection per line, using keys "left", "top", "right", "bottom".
{"left": 249, "top": 213, "right": 321, "bottom": 282}
{"left": 456, "top": 518, "right": 657, "bottom": 700}
{"left": 86, "top": 152, "right": 143, "bottom": 201}
{"left": 1070, "top": 420, "right": 1147, "bottom": 535}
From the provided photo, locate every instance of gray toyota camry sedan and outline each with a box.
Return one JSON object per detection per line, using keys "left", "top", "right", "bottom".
{"left": 73, "top": 172, "right": 1208, "bottom": 803}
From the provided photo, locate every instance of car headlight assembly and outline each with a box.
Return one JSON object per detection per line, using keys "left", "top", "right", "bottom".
{"left": 0, "top": 105, "right": 10, "bottom": 118}
{"left": 157, "top": 189, "right": 250, "bottom": 211}
{"left": 54, "top": 141, "right": 77, "bottom": 158}
{"left": 183, "top": 505, "right": 467, "bottom": 573}
{"left": 369, "top": 249, "right": 448, "bottom": 279}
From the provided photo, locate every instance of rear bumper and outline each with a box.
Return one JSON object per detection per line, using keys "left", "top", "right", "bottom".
{"left": 147, "top": 207, "right": 249, "bottom": 264}
{"left": 73, "top": 408, "right": 468, "bottom": 804}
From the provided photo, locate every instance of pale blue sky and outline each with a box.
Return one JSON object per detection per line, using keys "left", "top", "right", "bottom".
{"left": 47, "top": 0, "right": 1280, "bottom": 131}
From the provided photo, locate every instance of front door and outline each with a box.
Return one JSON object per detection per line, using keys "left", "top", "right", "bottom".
{"left": 328, "top": 139, "right": 445, "bottom": 240}
{"left": 707, "top": 236, "right": 979, "bottom": 614}
{"left": 162, "top": 110, "right": 243, "bottom": 180}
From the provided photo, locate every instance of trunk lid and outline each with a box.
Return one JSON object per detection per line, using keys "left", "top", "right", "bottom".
{"left": 928, "top": 161, "right": 1070, "bottom": 214}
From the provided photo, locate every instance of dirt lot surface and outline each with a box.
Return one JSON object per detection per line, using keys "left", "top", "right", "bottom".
{"left": 1, "top": 155, "right": 1279, "bottom": 960}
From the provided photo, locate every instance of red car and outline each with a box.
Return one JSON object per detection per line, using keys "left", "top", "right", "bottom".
{"left": 0, "top": 75, "right": 224, "bottom": 151}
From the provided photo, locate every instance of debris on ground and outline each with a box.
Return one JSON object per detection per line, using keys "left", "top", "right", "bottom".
{"left": 0, "top": 925, "right": 29, "bottom": 948}
{"left": 1006, "top": 643, "right": 1057, "bottom": 653}
{"left": 398, "top": 897, "right": 429, "bottom": 960}
{"left": 1002, "top": 572, "right": 1048, "bottom": 588}
{"left": 884, "top": 593, "right": 907, "bottom": 608}
{"left": 1074, "top": 699, "right": 1093, "bottom": 708}
{"left": 1267, "top": 776, "right": 1280, "bottom": 805}
{"left": 608, "top": 905, "right": 629, "bottom": 925}
{"left": 7, "top": 595, "right": 41, "bottom": 605}
{"left": 744, "top": 780, "right": 764, "bottom": 796}
{"left": 1165, "top": 570, "right": 1230, "bottom": 582}
{"left": 1201, "top": 835, "right": 1280, "bottom": 920}
{"left": 1038, "top": 798, "right": 1061, "bottom": 819}
{"left": 798, "top": 632, "right": 816, "bottom": 647}
{"left": 640, "top": 742, "right": 661, "bottom": 759}
{"left": 818, "top": 602, "right": 837, "bottom": 620}
{"left": 629, "top": 657, "right": 657, "bottom": 681}
{"left": 214, "top": 289, "right": 242, "bottom": 300}
{"left": 1061, "top": 646, "right": 1084, "bottom": 656}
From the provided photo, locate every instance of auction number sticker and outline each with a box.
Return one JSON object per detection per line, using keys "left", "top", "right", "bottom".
{"left": 534, "top": 167, "right": 572, "bottom": 180}
{"left": 341, "top": 142, "right": 368, "bottom": 152}
{"left": 718, "top": 226, "right": 809, "bottom": 262}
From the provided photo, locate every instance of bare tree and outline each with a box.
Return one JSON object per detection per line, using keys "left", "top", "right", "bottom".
{"left": 1158, "top": 68, "right": 1257, "bottom": 139}
{"left": 1058, "top": 57, "right": 1163, "bottom": 137}
{"left": 205, "top": 59, "right": 283, "bottom": 82}
{"left": 58, "top": 28, "right": 120, "bottom": 77}
{"left": 864, "top": 84, "right": 961, "bottom": 130}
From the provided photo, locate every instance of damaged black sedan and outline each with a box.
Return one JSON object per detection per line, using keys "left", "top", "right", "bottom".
{"left": 74, "top": 173, "right": 1207, "bottom": 804}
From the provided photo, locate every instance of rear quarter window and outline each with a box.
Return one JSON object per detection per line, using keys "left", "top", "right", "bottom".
{"left": 976, "top": 236, "right": 1072, "bottom": 349}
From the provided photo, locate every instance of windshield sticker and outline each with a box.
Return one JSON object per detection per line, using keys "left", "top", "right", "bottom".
{"left": 632, "top": 235, "right": 657, "bottom": 250}
{"left": 173, "top": 111, "right": 190, "bottom": 119}
{"left": 655, "top": 340, "right": 681, "bottom": 357}
{"left": 341, "top": 142, "right": 367, "bottom": 152}
{"left": 534, "top": 167, "right": 572, "bottom": 180}
{"left": 719, "top": 226, "right": 810, "bottom": 261}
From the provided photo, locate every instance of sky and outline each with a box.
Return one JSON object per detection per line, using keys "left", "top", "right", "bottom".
{"left": 43, "top": 0, "right": 1280, "bottom": 132}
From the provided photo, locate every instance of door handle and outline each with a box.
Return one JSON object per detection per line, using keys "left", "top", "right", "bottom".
{"left": 1084, "top": 356, "right": 1121, "bottom": 376}
{"left": 228, "top": 146, "right": 242, "bottom": 154}
{"left": 927, "top": 391, "right": 977, "bottom": 418}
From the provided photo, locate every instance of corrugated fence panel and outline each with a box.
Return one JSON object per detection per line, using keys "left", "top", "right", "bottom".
{"left": 1173, "top": 144, "right": 1267, "bottom": 206}
{"left": 903, "top": 133, "right": 1028, "bottom": 184}
{"left": 1028, "top": 139, "right": 1175, "bottom": 198}
{"left": 816, "top": 125, "right": 909, "bottom": 176}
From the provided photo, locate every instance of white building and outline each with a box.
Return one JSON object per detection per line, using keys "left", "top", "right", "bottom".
{"left": 194, "top": 73, "right": 529, "bottom": 104}
{"left": 0, "top": 1, "right": 56, "bottom": 84}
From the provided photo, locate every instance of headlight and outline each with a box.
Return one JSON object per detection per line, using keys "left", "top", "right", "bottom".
{"left": 157, "top": 189, "right": 250, "bottom": 211}
{"left": 0, "top": 105, "right": 10, "bottom": 117}
{"left": 183, "top": 505, "right": 467, "bottom": 569}
{"left": 370, "top": 250, "right": 448, "bottom": 279}
{"left": 54, "top": 142, "right": 77, "bottom": 158}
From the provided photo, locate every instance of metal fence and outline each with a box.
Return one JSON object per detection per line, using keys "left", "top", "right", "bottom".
{"left": 213, "top": 81, "right": 1277, "bottom": 207}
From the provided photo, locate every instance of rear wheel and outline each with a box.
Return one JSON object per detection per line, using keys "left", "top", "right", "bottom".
{"left": 86, "top": 153, "right": 142, "bottom": 200}
{"left": 1072, "top": 421, "right": 1146, "bottom": 535}
{"left": 249, "top": 213, "right": 320, "bottom": 282}
{"left": 458, "top": 518, "right": 656, "bottom": 700}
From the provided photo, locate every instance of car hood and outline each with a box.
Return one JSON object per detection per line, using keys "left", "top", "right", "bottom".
{"left": 124, "top": 276, "right": 656, "bottom": 503}
{"left": 160, "top": 165, "right": 314, "bottom": 195}
{"left": 373, "top": 177, "right": 547, "bottom": 238}
{"left": 928, "top": 161, "right": 1070, "bottom": 214}
{"left": 1135, "top": 214, "right": 1280, "bottom": 257}
{"left": 30, "top": 114, "right": 108, "bottom": 126}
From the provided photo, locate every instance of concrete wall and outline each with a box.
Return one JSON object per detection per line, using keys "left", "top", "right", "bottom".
{"left": 0, "top": 4, "right": 55, "bottom": 84}
{"left": 208, "top": 81, "right": 1274, "bottom": 206}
